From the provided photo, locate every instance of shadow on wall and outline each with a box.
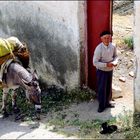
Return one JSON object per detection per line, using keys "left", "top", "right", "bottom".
{"left": 0, "top": 10, "right": 78, "bottom": 86}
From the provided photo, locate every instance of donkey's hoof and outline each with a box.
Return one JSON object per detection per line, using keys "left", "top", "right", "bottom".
{"left": 2, "top": 112, "right": 9, "bottom": 118}
{"left": 34, "top": 113, "right": 41, "bottom": 120}
{"left": 15, "top": 113, "right": 25, "bottom": 121}
{"left": 13, "top": 107, "right": 20, "bottom": 114}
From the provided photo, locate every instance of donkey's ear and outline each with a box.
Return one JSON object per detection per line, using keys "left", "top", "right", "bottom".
{"left": 21, "top": 79, "right": 31, "bottom": 86}
{"left": 26, "top": 67, "right": 32, "bottom": 73}
{"left": 33, "top": 69, "right": 37, "bottom": 74}
{"left": 33, "top": 70, "right": 38, "bottom": 80}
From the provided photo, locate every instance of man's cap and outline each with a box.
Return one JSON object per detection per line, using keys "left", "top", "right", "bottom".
{"left": 100, "top": 31, "right": 112, "bottom": 37}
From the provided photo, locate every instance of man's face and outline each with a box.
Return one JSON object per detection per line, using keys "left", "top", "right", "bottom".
{"left": 101, "top": 34, "right": 111, "bottom": 46}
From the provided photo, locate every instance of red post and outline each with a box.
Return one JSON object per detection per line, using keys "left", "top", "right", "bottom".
{"left": 87, "top": 0, "right": 113, "bottom": 90}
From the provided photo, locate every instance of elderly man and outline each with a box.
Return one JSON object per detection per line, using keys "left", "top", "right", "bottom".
{"left": 93, "top": 31, "right": 118, "bottom": 113}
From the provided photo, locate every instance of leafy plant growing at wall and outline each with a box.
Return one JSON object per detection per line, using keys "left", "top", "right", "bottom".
{"left": 123, "top": 36, "right": 133, "bottom": 50}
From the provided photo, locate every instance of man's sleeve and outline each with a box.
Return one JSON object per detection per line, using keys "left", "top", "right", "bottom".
{"left": 93, "top": 47, "right": 107, "bottom": 68}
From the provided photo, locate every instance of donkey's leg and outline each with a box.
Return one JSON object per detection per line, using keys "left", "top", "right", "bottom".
{"left": 1, "top": 91, "right": 9, "bottom": 117}
{"left": 11, "top": 90, "right": 20, "bottom": 114}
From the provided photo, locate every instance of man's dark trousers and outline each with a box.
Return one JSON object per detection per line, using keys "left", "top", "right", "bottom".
{"left": 96, "top": 69, "right": 113, "bottom": 110}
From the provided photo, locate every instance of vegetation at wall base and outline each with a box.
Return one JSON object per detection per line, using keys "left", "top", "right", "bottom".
{"left": 41, "top": 85, "right": 96, "bottom": 113}
{"left": 124, "top": 113, "right": 140, "bottom": 139}
{"left": 0, "top": 85, "right": 96, "bottom": 117}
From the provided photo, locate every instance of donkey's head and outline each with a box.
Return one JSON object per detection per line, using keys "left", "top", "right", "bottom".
{"left": 22, "top": 70, "right": 41, "bottom": 113}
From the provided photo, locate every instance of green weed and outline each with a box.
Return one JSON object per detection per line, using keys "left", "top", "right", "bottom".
{"left": 123, "top": 36, "right": 133, "bottom": 50}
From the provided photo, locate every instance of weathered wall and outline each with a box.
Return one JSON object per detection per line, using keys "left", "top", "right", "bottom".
{"left": 134, "top": 1, "right": 140, "bottom": 112}
{"left": 0, "top": 1, "right": 86, "bottom": 89}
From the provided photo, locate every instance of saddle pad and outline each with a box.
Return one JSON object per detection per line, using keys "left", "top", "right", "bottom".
{"left": 0, "top": 38, "right": 15, "bottom": 57}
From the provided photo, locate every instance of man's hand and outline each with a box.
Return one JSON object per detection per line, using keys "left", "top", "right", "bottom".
{"left": 107, "top": 61, "right": 117, "bottom": 68}
{"left": 107, "top": 62, "right": 114, "bottom": 68}
{"left": 111, "top": 61, "right": 117, "bottom": 67}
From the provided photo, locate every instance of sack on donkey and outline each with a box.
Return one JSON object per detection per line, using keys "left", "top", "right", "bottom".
{"left": 0, "top": 38, "right": 15, "bottom": 57}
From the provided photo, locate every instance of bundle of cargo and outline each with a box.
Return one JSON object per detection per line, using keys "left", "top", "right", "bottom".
{"left": 0, "top": 37, "right": 30, "bottom": 68}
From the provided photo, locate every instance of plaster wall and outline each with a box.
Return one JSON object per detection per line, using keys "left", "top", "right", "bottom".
{"left": 0, "top": 1, "right": 86, "bottom": 89}
{"left": 134, "top": 1, "right": 140, "bottom": 111}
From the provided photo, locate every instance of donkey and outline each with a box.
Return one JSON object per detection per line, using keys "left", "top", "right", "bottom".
{"left": 1, "top": 61, "right": 41, "bottom": 119}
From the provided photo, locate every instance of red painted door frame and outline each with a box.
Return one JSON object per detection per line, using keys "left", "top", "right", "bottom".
{"left": 87, "top": 0, "right": 113, "bottom": 90}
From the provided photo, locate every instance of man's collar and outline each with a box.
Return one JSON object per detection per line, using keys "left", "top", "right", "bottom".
{"left": 102, "top": 42, "right": 110, "bottom": 48}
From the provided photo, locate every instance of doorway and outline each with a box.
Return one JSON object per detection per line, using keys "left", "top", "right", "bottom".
{"left": 86, "top": 0, "right": 134, "bottom": 114}
{"left": 87, "top": 0, "right": 113, "bottom": 90}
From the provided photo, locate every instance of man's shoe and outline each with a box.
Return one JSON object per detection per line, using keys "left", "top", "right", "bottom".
{"left": 106, "top": 103, "right": 115, "bottom": 108}
{"left": 98, "top": 108, "right": 104, "bottom": 113}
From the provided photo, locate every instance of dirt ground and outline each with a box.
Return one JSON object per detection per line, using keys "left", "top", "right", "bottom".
{"left": 112, "top": 7, "right": 134, "bottom": 115}
{"left": 0, "top": 2, "right": 134, "bottom": 139}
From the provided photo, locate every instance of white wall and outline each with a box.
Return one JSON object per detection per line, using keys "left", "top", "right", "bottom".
{"left": 134, "top": 1, "right": 140, "bottom": 111}
{"left": 0, "top": 1, "right": 86, "bottom": 89}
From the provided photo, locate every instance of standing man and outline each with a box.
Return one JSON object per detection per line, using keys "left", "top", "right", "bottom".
{"left": 93, "top": 31, "right": 118, "bottom": 113}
